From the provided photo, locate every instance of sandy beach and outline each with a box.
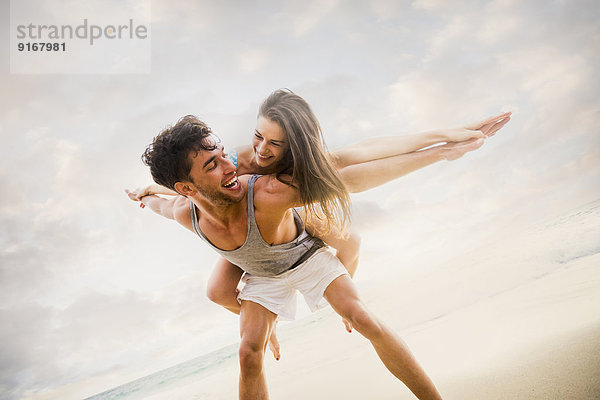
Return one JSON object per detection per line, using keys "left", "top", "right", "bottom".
{"left": 137, "top": 201, "right": 600, "bottom": 399}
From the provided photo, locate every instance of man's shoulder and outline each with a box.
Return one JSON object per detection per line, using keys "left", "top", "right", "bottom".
{"left": 172, "top": 196, "right": 193, "bottom": 228}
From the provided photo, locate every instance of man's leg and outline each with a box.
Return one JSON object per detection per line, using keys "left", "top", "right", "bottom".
{"left": 324, "top": 275, "right": 443, "bottom": 400}
{"left": 207, "top": 260, "right": 281, "bottom": 360}
{"left": 238, "top": 300, "right": 278, "bottom": 400}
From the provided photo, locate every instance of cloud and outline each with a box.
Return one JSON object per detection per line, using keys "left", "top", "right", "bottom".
{"left": 2, "top": 0, "right": 599, "bottom": 399}
{"left": 285, "top": 0, "right": 340, "bottom": 37}
{"left": 0, "top": 304, "right": 59, "bottom": 398}
{"left": 238, "top": 48, "right": 270, "bottom": 74}
{"left": 0, "top": 98, "right": 230, "bottom": 398}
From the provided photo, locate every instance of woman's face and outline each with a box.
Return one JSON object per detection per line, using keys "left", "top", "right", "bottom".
{"left": 252, "top": 116, "right": 290, "bottom": 168}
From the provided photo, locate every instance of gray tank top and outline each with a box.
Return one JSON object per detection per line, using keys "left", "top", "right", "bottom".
{"left": 190, "top": 175, "right": 325, "bottom": 277}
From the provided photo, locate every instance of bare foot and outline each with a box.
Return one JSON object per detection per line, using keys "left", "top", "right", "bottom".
{"left": 441, "top": 138, "right": 484, "bottom": 161}
{"left": 268, "top": 323, "right": 281, "bottom": 360}
{"left": 342, "top": 318, "right": 353, "bottom": 333}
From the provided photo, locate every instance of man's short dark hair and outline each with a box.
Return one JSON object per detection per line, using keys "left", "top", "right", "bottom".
{"left": 142, "top": 115, "right": 217, "bottom": 190}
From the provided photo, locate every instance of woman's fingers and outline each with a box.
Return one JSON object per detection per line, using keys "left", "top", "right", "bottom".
{"left": 485, "top": 115, "right": 511, "bottom": 137}
{"left": 466, "top": 129, "right": 486, "bottom": 139}
{"left": 125, "top": 188, "right": 145, "bottom": 201}
{"left": 480, "top": 113, "right": 512, "bottom": 135}
{"left": 467, "top": 111, "right": 512, "bottom": 131}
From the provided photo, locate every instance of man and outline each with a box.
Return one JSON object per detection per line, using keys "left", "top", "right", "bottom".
{"left": 129, "top": 112, "right": 510, "bottom": 399}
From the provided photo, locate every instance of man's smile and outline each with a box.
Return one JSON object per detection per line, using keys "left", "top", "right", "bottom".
{"left": 223, "top": 175, "right": 240, "bottom": 190}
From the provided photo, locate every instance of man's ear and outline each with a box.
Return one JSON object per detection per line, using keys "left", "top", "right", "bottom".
{"left": 174, "top": 181, "right": 195, "bottom": 196}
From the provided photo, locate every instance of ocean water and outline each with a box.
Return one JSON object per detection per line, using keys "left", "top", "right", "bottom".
{"left": 85, "top": 344, "right": 238, "bottom": 400}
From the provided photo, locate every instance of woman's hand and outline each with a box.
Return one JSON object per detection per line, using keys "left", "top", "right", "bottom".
{"left": 125, "top": 188, "right": 156, "bottom": 208}
{"left": 463, "top": 111, "right": 512, "bottom": 138}
{"left": 125, "top": 184, "right": 179, "bottom": 202}
{"left": 440, "top": 127, "right": 485, "bottom": 143}
{"left": 125, "top": 187, "right": 151, "bottom": 202}
{"left": 442, "top": 112, "right": 511, "bottom": 143}
{"left": 438, "top": 138, "right": 485, "bottom": 161}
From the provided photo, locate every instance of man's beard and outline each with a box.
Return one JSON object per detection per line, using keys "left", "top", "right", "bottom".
{"left": 193, "top": 183, "right": 240, "bottom": 206}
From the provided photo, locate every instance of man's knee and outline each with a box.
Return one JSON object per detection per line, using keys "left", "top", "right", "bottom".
{"left": 238, "top": 341, "right": 265, "bottom": 375}
{"left": 345, "top": 303, "right": 384, "bottom": 337}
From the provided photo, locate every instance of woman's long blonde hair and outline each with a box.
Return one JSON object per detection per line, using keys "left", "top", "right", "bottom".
{"left": 259, "top": 89, "right": 351, "bottom": 233}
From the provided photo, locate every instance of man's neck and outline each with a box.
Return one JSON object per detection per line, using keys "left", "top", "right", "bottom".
{"left": 190, "top": 194, "right": 246, "bottom": 230}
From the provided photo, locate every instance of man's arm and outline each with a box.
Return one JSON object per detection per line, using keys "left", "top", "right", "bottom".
{"left": 126, "top": 190, "right": 193, "bottom": 229}
{"left": 138, "top": 194, "right": 179, "bottom": 219}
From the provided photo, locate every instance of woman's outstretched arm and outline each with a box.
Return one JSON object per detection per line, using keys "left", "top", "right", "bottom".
{"left": 330, "top": 112, "right": 511, "bottom": 169}
{"left": 340, "top": 138, "right": 481, "bottom": 192}
{"left": 337, "top": 112, "right": 511, "bottom": 192}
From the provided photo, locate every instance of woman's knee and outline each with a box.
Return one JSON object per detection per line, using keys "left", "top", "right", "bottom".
{"left": 207, "top": 258, "right": 243, "bottom": 305}
{"left": 206, "top": 280, "right": 224, "bottom": 304}
{"left": 206, "top": 279, "right": 237, "bottom": 306}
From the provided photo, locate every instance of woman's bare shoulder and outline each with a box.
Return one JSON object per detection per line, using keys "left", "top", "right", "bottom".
{"left": 233, "top": 145, "right": 254, "bottom": 174}
{"left": 253, "top": 174, "right": 300, "bottom": 210}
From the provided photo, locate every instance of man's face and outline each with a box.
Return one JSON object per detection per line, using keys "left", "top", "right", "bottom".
{"left": 186, "top": 142, "right": 244, "bottom": 205}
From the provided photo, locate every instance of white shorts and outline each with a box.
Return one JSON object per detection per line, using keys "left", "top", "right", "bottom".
{"left": 237, "top": 248, "right": 349, "bottom": 320}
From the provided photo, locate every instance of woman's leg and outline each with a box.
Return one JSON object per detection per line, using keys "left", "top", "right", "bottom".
{"left": 207, "top": 257, "right": 245, "bottom": 314}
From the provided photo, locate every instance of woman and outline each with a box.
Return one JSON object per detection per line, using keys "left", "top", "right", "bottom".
{"left": 130, "top": 89, "right": 511, "bottom": 356}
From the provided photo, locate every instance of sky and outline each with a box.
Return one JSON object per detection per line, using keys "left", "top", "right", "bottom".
{"left": 1, "top": 0, "right": 599, "bottom": 398}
